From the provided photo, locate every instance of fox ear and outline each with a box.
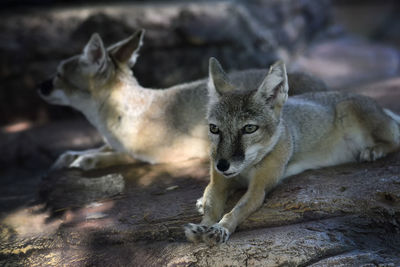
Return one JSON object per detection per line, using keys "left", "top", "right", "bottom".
{"left": 109, "top": 29, "right": 145, "bottom": 67}
{"left": 255, "top": 60, "right": 288, "bottom": 109}
{"left": 81, "top": 33, "right": 108, "bottom": 73}
{"left": 208, "top": 57, "right": 235, "bottom": 98}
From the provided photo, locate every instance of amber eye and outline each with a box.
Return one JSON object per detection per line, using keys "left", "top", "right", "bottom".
{"left": 243, "top": 124, "right": 259, "bottom": 134}
{"left": 209, "top": 124, "right": 220, "bottom": 134}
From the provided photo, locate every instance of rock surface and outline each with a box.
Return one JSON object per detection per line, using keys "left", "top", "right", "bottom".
{"left": 1, "top": 152, "right": 400, "bottom": 266}
{"left": 0, "top": 119, "right": 102, "bottom": 213}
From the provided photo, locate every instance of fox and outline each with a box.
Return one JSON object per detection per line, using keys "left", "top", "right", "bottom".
{"left": 38, "top": 30, "right": 327, "bottom": 170}
{"left": 184, "top": 58, "right": 400, "bottom": 246}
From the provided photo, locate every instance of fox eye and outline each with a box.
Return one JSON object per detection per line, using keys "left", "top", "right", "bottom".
{"left": 209, "top": 124, "right": 220, "bottom": 134}
{"left": 243, "top": 124, "right": 259, "bottom": 134}
{"left": 56, "top": 72, "right": 62, "bottom": 79}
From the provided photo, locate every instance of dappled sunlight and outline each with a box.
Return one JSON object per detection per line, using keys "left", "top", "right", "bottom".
{"left": 0, "top": 158, "right": 209, "bottom": 264}
{"left": 1, "top": 121, "right": 33, "bottom": 133}
{"left": 70, "top": 134, "right": 101, "bottom": 146}
{"left": 0, "top": 200, "right": 118, "bottom": 241}
{"left": 121, "top": 158, "right": 209, "bottom": 187}
{"left": 31, "top": 158, "right": 209, "bottom": 233}
{"left": 61, "top": 201, "right": 117, "bottom": 229}
{"left": 1, "top": 204, "right": 62, "bottom": 238}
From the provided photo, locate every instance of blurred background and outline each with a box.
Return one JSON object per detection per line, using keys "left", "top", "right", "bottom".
{"left": 1, "top": 0, "right": 400, "bottom": 211}
{"left": 2, "top": 0, "right": 400, "bottom": 127}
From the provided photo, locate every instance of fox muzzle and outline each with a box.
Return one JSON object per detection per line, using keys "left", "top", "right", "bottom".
{"left": 38, "top": 78, "right": 54, "bottom": 96}
{"left": 216, "top": 159, "right": 230, "bottom": 172}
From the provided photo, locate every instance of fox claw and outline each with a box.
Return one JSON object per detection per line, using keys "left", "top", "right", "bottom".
{"left": 359, "top": 147, "right": 385, "bottom": 162}
{"left": 184, "top": 223, "right": 209, "bottom": 243}
{"left": 51, "top": 151, "right": 81, "bottom": 170}
{"left": 202, "top": 224, "right": 230, "bottom": 246}
{"left": 196, "top": 197, "right": 204, "bottom": 214}
{"left": 70, "top": 155, "right": 98, "bottom": 170}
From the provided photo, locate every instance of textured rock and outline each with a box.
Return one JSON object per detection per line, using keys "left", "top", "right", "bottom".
{"left": 39, "top": 170, "right": 125, "bottom": 210}
{"left": 1, "top": 151, "right": 400, "bottom": 266}
{"left": 0, "top": 119, "right": 102, "bottom": 213}
{"left": 292, "top": 38, "right": 400, "bottom": 89}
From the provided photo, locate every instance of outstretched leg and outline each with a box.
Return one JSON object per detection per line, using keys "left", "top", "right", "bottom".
{"left": 51, "top": 144, "right": 134, "bottom": 170}
{"left": 184, "top": 165, "right": 231, "bottom": 243}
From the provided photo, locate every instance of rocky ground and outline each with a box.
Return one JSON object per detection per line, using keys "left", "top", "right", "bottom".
{"left": 2, "top": 152, "right": 400, "bottom": 266}
{"left": 1, "top": 0, "right": 400, "bottom": 266}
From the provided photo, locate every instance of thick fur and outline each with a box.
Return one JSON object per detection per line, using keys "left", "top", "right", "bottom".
{"left": 38, "top": 30, "right": 326, "bottom": 170}
{"left": 185, "top": 58, "right": 400, "bottom": 246}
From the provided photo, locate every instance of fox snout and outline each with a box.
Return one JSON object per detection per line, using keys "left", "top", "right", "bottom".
{"left": 213, "top": 141, "right": 246, "bottom": 177}
{"left": 215, "top": 157, "right": 244, "bottom": 178}
{"left": 38, "top": 78, "right": 54, "bottom": 96}
{"left": 216, "top": 159, "right": 230, "bottom": 172}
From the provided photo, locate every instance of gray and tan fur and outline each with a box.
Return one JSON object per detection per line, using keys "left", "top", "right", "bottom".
{"left": 38, "top": 30, "right": 326, "bottom": 170}
{"left": 185, "top": 58, "right": 400, "bottom": 246}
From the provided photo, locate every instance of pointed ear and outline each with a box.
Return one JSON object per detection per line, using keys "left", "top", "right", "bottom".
{"left": 80, "top": 33, "right": 108, "bottom": 73}
{"left": 208, "top": 57, "right": 235, "bottom": 98}
{"left": 109, "top": 29, "right": 145, "bottom": 67}
{"left": 255, "top": 60, "right": 289, "bottom": 109}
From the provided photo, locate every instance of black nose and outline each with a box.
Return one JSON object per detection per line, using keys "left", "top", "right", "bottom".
{"left": 38, "top": 79, "right": 54, "bottom": 96}
{"left": 216, "top": 159, "right": 230, "bottom": 172}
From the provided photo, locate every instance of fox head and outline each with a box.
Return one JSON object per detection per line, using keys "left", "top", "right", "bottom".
{"left": 207, "top": 58, "right": 288, "bottom": 178}
{"left": 38, "top": 29, "right": 145, "bottom": 110}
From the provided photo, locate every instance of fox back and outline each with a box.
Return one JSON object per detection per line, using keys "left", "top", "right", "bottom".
{"left": 207, "top": 58, "right": 400, "bottom": 179}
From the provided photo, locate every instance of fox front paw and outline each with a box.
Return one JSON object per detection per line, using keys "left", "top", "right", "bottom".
{"left": 359, "top": 147, "right": 385, "bottom": 162}
{"left": 69, "top": 154, "right": 101, "bottom": 170}
{"left": 51, "top": 151, "right": 81, "bottom": 170}
{"left": 202, "top": 224, "right": 230, "bottom": 246}
{"left": 184, "top": 223, "right": 208, "bottom": 243}
{"left": 196, "top": 197, "right": 204, "bottom": 215}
